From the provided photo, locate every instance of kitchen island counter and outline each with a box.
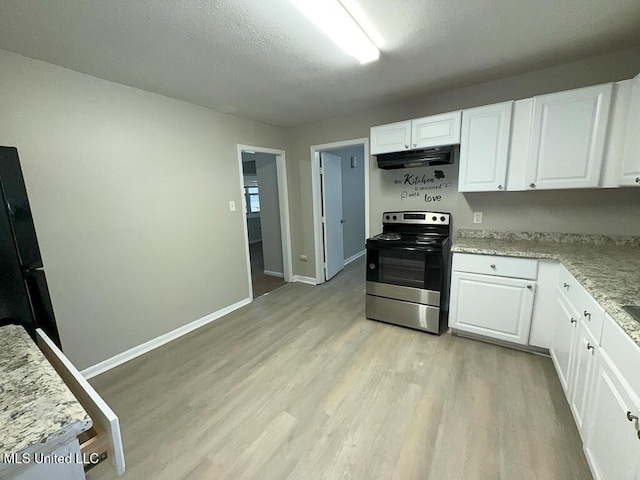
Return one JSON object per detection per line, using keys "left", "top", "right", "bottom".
{"left": 0, "top": 324, "right": 91, "bottom": 477}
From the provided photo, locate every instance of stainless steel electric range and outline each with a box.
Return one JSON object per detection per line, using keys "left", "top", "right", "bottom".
{"left": 365, "top": 211, "right": 452, "bottom": 334}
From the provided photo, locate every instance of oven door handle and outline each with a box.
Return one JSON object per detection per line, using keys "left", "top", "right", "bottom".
{"left": 366, "top": 244, "right": 442, "bottom": 253}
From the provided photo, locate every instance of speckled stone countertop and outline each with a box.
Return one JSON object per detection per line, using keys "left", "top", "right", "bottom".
{"left": 453, "top": 230, "right": 640, "bottom": 347}
{"left": 0, "top": 325, "right": 92, "bottom": 474}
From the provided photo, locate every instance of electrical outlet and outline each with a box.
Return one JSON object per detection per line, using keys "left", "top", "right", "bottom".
{"left": 473, "top": 212, "right": 483, "bottom": 224}
{"left": 300, "top": 254, "right": 308, "bottom": 262}
{"left": 229, "top": 201, "right": 236, "bottom": 212}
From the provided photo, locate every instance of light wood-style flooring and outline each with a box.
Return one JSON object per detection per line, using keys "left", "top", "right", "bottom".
{"left": 87, "top": 257, "right": 591, "bottom": 480}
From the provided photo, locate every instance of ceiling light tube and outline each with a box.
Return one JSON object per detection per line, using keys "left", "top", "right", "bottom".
{"left": 291, "top": 0, "right": 380, "bottom": 64}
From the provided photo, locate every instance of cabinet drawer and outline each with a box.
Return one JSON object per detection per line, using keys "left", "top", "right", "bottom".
{"left": 600, "top": 314, "right": 640, "bottom": 399}
{"left": 558, "top": 266, "right": 604, "bottom": 340}
{"left": 36, "top": 329, "right": 125, "bottom": 476}
{"left": 452, "top": 253, "right": 538, "bottom": 280}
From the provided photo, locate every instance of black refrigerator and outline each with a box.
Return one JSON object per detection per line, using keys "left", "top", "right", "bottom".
{"left": 0, "top": 146, "right": 61, "bottom": 348}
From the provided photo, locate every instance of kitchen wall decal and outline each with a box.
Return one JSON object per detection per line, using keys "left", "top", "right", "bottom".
{"left": 384, "top": 164, "right": 458, "bottom": 205}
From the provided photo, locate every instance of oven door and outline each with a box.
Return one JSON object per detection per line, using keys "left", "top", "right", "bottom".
{"left": 366, "top": 244, "right": 443, "bottom": 297}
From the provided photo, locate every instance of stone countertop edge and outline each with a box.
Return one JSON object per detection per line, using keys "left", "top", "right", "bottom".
{"left": 451, "top": 232, "right": 640, "bottom": 348}
{"left": 0, "top": 325, "right": 92, "bottom": 474}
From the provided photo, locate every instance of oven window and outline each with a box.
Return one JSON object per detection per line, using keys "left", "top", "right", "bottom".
{"left": 372, "top": 249, "right": 442, "bottom": 290}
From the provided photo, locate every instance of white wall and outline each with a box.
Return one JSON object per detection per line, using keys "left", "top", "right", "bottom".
{"left": 0, "top": 49, "right": 288, "bottom": 369}
{"left": 254, "top": 153, "right": 283, "bottom": 275}
{"left": 325, "top": 145, "right": 365, "bottom": 260}
{"left": 287, "top": 47, "right": 640, "bottom": 278}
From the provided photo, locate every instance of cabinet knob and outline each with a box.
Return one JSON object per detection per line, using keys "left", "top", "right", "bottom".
{"left": 490, "top": 264, "right": 496, "bottom": 269}
{"left": 570, "top": 318, "right": 577, "bottom": 324}
{"left": 369, "top": 263, "right": 376, "bottom": 270}
{"left": 529, "top": 183, "right": 536, "bottom": 188}
{"left": 584, "top": 310, "right": 591, "bottom": 320}
{"left": 636, "top": 177, "right": 640, "bottom": 183}
{"left": 498, "top": 184, "right": 503, "bottom": 190}
{"left": 405, "top": 144, "right": 409, "bottom": 149}
{"left": 413, "top": 143, "right": 417, "bottom": 147}
{"left": 563, "top": 283, "right": 570, "bottom": 289}
{"left": 527, "top": 285, "right": 533, "bottom": 290}
{"left": 628, "top": 411, "right": 639, "bottom": 422}
{"left": 587, "top": 343, "right": 595, "bottom": 351}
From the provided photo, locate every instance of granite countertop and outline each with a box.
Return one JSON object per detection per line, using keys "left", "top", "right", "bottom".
{"left": 0, "top": 325, "right": 92, "bottom": 474}
{"left": 452, "top": 230, "right": 640, "bottom": 347}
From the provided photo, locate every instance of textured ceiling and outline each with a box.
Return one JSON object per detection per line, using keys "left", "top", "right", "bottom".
{"left": 0, "top": 0, "right": 639, "bottom": 127}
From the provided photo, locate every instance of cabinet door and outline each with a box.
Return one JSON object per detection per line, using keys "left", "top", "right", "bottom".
{"left": 458, "top": 102, "right": 513, "bottom": 192}
{"left": 449, "top": 271, "right": 535, "bottom": 345}
{"left": 620, "top": 73, "right": 640, "bottom": 186}
{"left": 411, "top": 111, "right": 461, "bottom": 149}
{"left": 370, "top": 121, "right": 412, "bottom": 155}
{"left": 569, "top": 322, "right": 598, "bottom": 440}
{"left": 584, "top": 350, "right": 640, "bottom": 480}
{"left": 527, "top": 84, "right": 613, "bottom": 190}
{"left": 550, "top": 293, "right": 579, "bottom": 395}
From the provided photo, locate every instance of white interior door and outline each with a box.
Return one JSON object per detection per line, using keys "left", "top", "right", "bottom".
{"left": 320, "top": 152, "right": 344, "bottom": 281}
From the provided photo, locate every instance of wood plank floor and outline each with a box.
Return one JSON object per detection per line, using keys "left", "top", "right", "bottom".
{"left": 87, "top": 257, "right": 591, "bottom": 480}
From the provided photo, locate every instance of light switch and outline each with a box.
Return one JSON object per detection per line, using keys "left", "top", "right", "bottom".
{"left": 473, "top": 212, "right": 483, "bottom": 224}
{"left": 229, "top": 201, "right": 236, "bottom": 212}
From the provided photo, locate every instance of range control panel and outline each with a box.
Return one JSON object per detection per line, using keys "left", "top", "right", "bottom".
{"left": 382, "top": 211, "right": 450, "bottom": 225}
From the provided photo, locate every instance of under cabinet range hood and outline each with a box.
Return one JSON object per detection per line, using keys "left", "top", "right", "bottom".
{"left": 376, "top": 145, "right": 458, "bottom": 170}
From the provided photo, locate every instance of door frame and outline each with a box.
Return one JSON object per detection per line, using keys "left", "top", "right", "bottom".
{"left": 236, "top": 145, "right": 293, "bottom": 300}
{"left": 310, "top": 138, "right": 370, "bottom": 285}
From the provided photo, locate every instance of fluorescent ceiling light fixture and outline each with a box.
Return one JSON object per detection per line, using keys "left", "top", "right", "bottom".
{"left": 291, "top": 0, "right": 381, "bottom": 64}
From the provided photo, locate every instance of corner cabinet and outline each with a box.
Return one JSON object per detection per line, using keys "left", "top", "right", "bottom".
{"left": 526, "top": 83, "right": 613, "bottom": 190}
{"left": 370, "top": 111, "right": 461, "bottom": 155}
{"left": 458, "top": 102, "right": 513, "bottom": 192}
{"left": 449, "top": 254, "right": 537, "bottom": 345}
{"left": 619, "top": 73, "right": 640, "bottom": 186}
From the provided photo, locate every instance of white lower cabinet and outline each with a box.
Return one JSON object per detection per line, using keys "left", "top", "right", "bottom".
{"left": 449, "top": 271, "right": 535, "bottom": 345}
{"left": 569, "top": 322, "right": 599, "bottom": 439}
{"left": 584, "top": 349, "right": 640, "bottom": 480}
{"left": 550, "top": 293, "right": 579, "bottom": 394}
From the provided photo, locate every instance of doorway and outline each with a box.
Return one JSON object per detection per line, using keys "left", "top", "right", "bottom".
{"left": 311, "top": 138, "right": 370, "bottom": 284}
{"left": 237, "top": 145, "right": 293, "bottom": 300}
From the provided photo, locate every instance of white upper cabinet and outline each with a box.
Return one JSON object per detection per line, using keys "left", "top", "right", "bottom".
{"left": 619, "top": 73, "right": 640, "bottom": 186}
{"left": 370, "top": 111, "right": 461, "bottom": 155}
{"left": 458, "top": 102, "right": 513, "bottom": 192}
{"left": 526, "top": 83, "right": 613, "bottom": 190}
{"left": 370, "top": 121, "right": 412, "bottom": 155}
{"left": 411, "top": 111, "right": 461, "bottom": 149}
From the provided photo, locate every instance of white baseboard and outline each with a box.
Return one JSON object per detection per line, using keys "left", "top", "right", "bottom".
{"left": 81, "top": 297, "right": 251, "bottom": 379}
{"left": 292, "top": 275, "right": 317, "bottom": 285}
{"left": 344, "top": 250, "right": 366, "bottom": 266}
{"left": 264, "top": 270, "right": 284, "bottom": 278}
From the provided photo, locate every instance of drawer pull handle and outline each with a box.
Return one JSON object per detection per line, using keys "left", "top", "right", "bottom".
{"left": 563, "top": 283, "right": 569, "bottom": 289}
{"left": 587, "top": 343, "right": 595, "bottom": 351}
{"left": 527, "top": 285, "right": 533, "bottom": 290}
{"left": 584, "top": 310, "right": 591, "bottom": 320}
{"left": 628, "top": 411, "right": 639, "bottom": 422}
{"left": 570, "top": 318, "right": 577, "bottom": 324}
{"left": 490, "top": 264, "right": 496, "bottom": 269}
